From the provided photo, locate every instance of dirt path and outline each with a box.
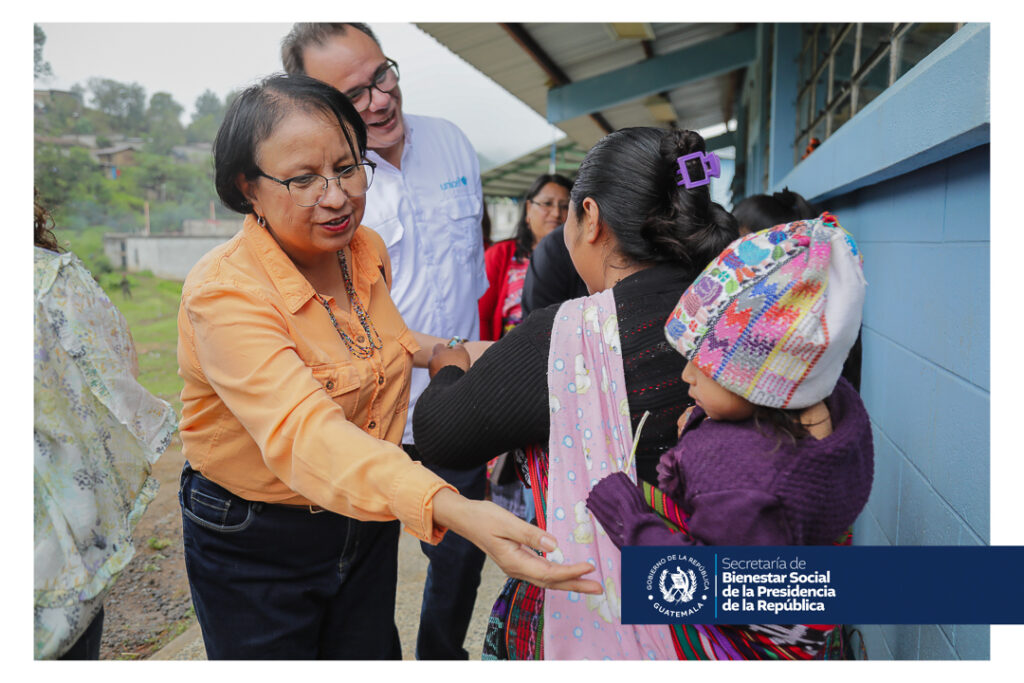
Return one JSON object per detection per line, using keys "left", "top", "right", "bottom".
{"left": 99, "top": 437, "right": 193, "bottom": 659}
{"left": 98, "top": 438, "right": 507, "bottom": 660}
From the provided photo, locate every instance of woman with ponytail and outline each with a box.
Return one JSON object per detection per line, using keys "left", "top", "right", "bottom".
{"left": 413, "top": 128, "right": 738, "bottom": 659}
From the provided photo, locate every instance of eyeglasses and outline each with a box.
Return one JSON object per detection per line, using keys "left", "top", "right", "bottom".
{"left": 257, "top": 161, "right": 377, "bottom": 207}
{"left": 342, "top": 59, "right": 400, "bottom": 112}
{"left": 530, "top": 199, "right": 570, "bottom": 214}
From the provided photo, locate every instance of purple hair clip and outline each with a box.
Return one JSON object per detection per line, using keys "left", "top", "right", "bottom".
{"left": 676, "top": 151, "right": 721, "bottom": 189}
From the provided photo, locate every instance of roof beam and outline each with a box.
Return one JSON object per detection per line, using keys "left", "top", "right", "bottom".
{"left": 704, "top": 131, "right": 736, "bottom": 151}
{"left": 499, "top": 23, "right": 614, "bottom": 134}
{"left": 546, "top": 26, "right": 758, "bottom": 124}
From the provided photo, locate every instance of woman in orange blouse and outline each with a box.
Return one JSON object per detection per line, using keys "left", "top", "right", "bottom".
{"left": 176, "top": 74, "right": 598, "bottom": 660}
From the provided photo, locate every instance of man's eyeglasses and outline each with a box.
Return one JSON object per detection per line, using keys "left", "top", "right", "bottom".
{"left": 530, "top": 199, "right": 570, "bottom": 214}
{"left": 343, "top": 59, "right": 400, "bottom": 112}
{"left": 257, "top": 161, "right": 377, "bottom": 207}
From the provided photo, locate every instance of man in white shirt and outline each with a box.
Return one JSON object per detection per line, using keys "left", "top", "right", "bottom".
{"left": 281, "top": 23, "right": 489, "bottom": 660}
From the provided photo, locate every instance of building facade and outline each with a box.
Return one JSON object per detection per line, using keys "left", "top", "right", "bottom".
{"left": 736, "top": 24, "right": 990, "bottom": 660}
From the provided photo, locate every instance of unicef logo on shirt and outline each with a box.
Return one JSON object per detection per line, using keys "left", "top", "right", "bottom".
{"left": 440, "top": 176, "right": 468, "bottom": 191}
{"left": 645, "top": 553, "right": 710, "bottom": 619}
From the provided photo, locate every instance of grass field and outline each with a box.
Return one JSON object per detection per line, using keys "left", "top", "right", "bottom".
{"left": 60, "top": 226, "right": 185, "bottom": 414}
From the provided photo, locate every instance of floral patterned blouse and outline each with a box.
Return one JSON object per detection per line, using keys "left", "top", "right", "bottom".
{"left": 34, "top": 247, "right": 177, "bottom": 659}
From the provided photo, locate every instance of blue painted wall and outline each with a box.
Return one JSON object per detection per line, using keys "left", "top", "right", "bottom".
{"left": 827, "top": 145, "right": 990, "bottom": 660}
{"left": 741, "top": 23, "right": 991, "bottom": 660}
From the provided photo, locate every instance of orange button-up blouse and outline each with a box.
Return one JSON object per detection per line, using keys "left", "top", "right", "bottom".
{"left": 177, "top": 215, "right": 452, "bottom": 543}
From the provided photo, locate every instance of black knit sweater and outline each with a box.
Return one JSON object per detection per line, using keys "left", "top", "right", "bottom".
{"left": 413, "top": 265, "right": 697, "bottom": 484}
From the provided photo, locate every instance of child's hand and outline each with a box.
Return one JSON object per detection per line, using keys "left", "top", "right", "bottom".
{"left": 677, "top": 406, "right": 695, "bottom": 437}
{"left": 427, "top": 343, "right": 471, "bottom": 378}
{"left": 586, "top": 472, "right": 647, "bottom": 550}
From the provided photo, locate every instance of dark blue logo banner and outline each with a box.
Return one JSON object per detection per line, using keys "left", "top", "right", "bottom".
{"left": 621, "top": 546, "right": 1024, "bottom": 625}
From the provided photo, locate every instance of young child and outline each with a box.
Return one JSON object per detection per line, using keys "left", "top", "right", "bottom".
{"left": 586, "top": 213, "right": 873, "bottom": 658}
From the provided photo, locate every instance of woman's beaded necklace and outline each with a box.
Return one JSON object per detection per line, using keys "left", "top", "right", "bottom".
{"left": 314, "top": 250, "right": 383, "bottom": 359}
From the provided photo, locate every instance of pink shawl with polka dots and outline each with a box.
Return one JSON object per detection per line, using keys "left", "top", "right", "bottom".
{"left": 542, "top": 290, "right": 677, "bottom": 659}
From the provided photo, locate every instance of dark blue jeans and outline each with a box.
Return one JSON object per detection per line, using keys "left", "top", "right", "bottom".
{"left": 407, "top": 448, "right": 487, "bottom": 660}
{"left": 179, "top": 462, "right": 402, "bottom": 660}
{"left": 59, "top": 606, "right": 103, "bottom": 660}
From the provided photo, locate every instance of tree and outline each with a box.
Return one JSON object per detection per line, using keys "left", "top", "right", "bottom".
{"left": 192, "top": 89, "right": 223, "bottom": 122}
{"left": 34, "top": 89, "right": 83, "bottom": 136}
{"left": 132, "top": 152, "right": 180, "bottom": 201}
{"left": 71, "top": 115, "right": 94, "bottom": 135}
{"left": 34, "top": 144, "right": 103, "bottom": 214}
{"left": 186, "top": 89, "right": 224, "bottom": 144}
{"left": 145, "top": 92, "right": 186, "bottom": 154}
{"left": 148, "top": 92, "right": 183, "bottom": 120}
{"left": 186, "top": 114, "right": 219, "bottom": 144}
{"left": 121, "top": 151, "right": 218, "bottom": 232}
{"left": 34, "top": 25, "right": 53, "bottom": 80}
{"left": 88, "top": 77, "right": 146, "bottom": 134}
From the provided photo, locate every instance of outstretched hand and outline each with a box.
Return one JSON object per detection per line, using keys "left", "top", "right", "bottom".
{"left": 431, "top": 488, "right": 602, "bottom": 594}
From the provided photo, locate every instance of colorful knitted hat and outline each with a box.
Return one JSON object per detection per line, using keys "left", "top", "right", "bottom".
{"left": 664, "top": 212, "right": 866, "bottom": 409}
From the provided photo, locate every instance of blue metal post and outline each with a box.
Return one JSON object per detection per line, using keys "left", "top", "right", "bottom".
{"left": 769, "top": 23, "right": 801, "bottom": 188}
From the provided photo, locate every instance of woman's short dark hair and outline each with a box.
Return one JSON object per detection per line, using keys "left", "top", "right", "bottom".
{"left": 733, "top": 188, "right": 819, "bottom": 235}
{"left": 213, "top": 73, "right": 368, "bottom": 215}
{"left": 570, "top": 127, "right": 738, "bottom": 277}
{"left": 513, "top": 173, "right": 573, "bottom": 261}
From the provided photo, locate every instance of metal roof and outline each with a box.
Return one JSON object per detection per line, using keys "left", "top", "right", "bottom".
{"left": 416, "top": 22, "right": 750, "bottom": 152}
{"left": 479, "top": 138, "right": 587, "bottom": 198}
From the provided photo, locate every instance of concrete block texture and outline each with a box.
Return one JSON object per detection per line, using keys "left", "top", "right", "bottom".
{"left": 827, "top": 144, "right": 989, "bottom": 660}
{"left": 953, "top": 625, "right": 990, "bottom": 660}
{"left": 919, "top": 624, "right": 957, "bottom": 660}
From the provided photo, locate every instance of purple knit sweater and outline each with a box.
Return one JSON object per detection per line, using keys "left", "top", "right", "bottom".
{"left": 586, "top": 378, "right": 874, "bottom": 547}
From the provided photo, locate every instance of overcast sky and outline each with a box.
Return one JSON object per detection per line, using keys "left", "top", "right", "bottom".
{"left": 34, "top": 22, "right": 564, "bottom": 170}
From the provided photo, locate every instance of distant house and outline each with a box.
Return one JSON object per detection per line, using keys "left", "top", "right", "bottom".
{"left": 33, "top": 89, "right": 82, "bottom": 113}
{"left": 94, "top": 144, "right": 138, "bottom": 169}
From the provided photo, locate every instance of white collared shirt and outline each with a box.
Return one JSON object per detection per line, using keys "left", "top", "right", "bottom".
{"left": 362, "top": 113, "right": 488, "bottom": 445}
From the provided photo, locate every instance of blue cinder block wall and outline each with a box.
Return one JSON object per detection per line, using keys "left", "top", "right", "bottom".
{"left": 744, "top": 23, "right": 991, "bottom": 660}
{"left": 828, "top": 145, "right": 990, "bottom": 660}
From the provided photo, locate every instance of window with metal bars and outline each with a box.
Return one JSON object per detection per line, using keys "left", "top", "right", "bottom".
{"left": 794, "top": 23, "right": 962, "bottom": 163}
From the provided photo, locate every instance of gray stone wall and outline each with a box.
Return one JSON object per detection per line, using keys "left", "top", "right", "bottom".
{"left": 104, "top": 233, "right": 235, "bottom": 281}
{"left": 182, "top": 219, "right": 243, "bottom": 236}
